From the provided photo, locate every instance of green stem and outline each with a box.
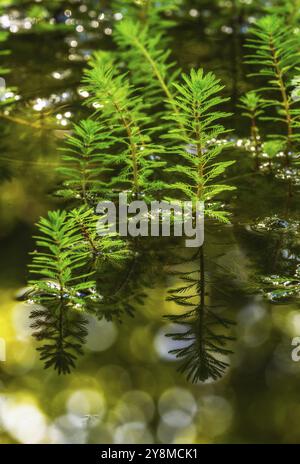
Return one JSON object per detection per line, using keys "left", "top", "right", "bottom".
{"left": 194, "top": 102, "right": 204, "bottom": 201}
{"left": 131, "top": 36, "right": 182, "bottom": 125}
{"left": 269, "top": 37, "right": 292, "bottom": 167}
{"left": 251, "top": 113, "right": 261, "bottom": 170}
{"left": 107, "top": 90, "right": 140, "bottom": 195}
{"left": 197, "top": 246, "right": 206, "bottom": 363}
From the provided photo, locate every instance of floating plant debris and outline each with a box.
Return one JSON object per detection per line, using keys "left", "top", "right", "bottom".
{"left": 262, "top": 272, "right": 300, "bottom": 303}
{"left": 250, "top": 216, "right": 300, "bottom": 235}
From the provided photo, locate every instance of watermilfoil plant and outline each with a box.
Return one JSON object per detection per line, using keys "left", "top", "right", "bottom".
{"left": 114, "top": 19, "right": 181, "bottom": 124}
{"left": 165, "top": 69, "right": 235, "bottom": 219}
{"left": 163, "top": 68, "right": 235, "bottom": 382}
{"left": 246, "top": 15, "right": 300, "bottom": 168}
{"left": 239, "top": 91, "right": 264, "bottom": 170}
{"left": 24, "top": 14, "right": 238, "bottom": 380}
{"left": 82, "top": 52, "right": 167, "bottom": 200}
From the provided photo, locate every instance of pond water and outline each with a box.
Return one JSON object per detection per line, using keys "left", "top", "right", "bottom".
{"left": 0, "top": 0, "right": 299, "bottom": 444}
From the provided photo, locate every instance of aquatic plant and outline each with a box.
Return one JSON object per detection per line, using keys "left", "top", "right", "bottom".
{"left": 163, "top": 69, "right": 235, "bottom": 382}
{"left": 239, "top": 91, "right": 264, "bottom": 170}
{"left": 56, "top": 119, "right": 115, "bottom": 204}
{"left": 165, "top": 68, "right": 235, "bottom": 218}
{"left": 23, "top": 7, "right": 239, "bottom": 379}
{"left": 265, "top": 0, "right": 300, "bottom": 25}
{"left": 82, "top": 53, "right": 166, "bottom": 200}
{"left": 262, "top": 140, "right": 285, "bottom": 172}
{"left": 114, "top": 19, "right": 180, "bottom": 122}
{"left": 68, "top": 206, "right": 129, "bottom": 271}
{"left": 166, "top": 248, "right": 235, "bottom": 382}
{"left": 262, "top": 270, "right": 300, "bottom": 303}
{"left": 27, "top": 206, "right": 131, "bottom": 372}
{"left": 246, "top": 15, "right": 300, "bottom": 167}
{"left": 26, "top": 66, "right": 236, "bottom": 377}
{"left": 252, "top": 214, "right": 300, "bottom": 304}
{"left": 27, "top": 210, "right": 96, "bottom": 374}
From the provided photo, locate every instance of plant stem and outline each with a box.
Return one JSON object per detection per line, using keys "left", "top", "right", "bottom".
{"left": 131, "top": 36, "right": 182, "bottom": 124}
{"left": 106, "top": 90, "right": 140, "bottom": 195}
{"left": 194, "top": 102, "right": 204, "bottom": 201}
{"left": 251, "top": 113, "right": 261, "bottom": 170}
{"left": 77, "top": 220, "right": 98, "bottom": 257}
{"left": 56, "top": 240, "right": 65, "bottom": 363}
{"left": 197, "top": 246, "right": 206, "bottom": 368}
{"left": 269, "top": 37, "right": 292, "bottom": 167}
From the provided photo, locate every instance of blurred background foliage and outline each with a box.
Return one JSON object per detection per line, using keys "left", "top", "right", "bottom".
{"left": 0, "top": 0, "right": 299, "bottom": 444}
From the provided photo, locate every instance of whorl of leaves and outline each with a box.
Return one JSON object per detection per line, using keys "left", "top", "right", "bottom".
{"left": 246, "top": 15, "right": 300, "bottom": 164}
{"left": 56, "top": 119, "right": 115, "bottom": 204}
{"left": 165, "top": 249, "right": 234, "bottom": 382}
{"left": 82, "top": 53, "right": 166, "bottom": 199}
{"left": 164, "top": 68, "right": 235, "bottom": 222}
{"left": 28, "top": 210, "right": 96, "bottom": 374}
{"left": 114, "top": 19, "right": 180, "bottom": 119}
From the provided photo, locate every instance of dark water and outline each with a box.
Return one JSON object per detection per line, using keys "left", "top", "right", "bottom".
{"left": 0, "top": 0, "right": 299, "bottom": 444}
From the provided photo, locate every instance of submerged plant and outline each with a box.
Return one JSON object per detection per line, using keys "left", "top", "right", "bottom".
{"left": 26, "top": 206, "right": 130, "bottom": 373}
{"left": 68, "top": 206, "right": 129, "bottom": 271}
{"left": 265, "top": 0, "right": 300, "bottom": 26}
{"left": 28, "top": 210, "right": 97, "bottom": 374}
{"left": 246, "top": 15, "right": 300, "bottom": 167}
{"left": 239, "top": 91, "right": 264, "bottom": 170}
{"left": 23, "top": 12, "right": 238, "bottom": 381}
{"left": 165, "top": 69, "right": 235, "bottom": 220}
{"left": 166, "top": 249, "right": 235, "bottom": 382}
{"left": 164, "top": 69, "right": 236, "bottom": 382}
{"left": 262, "top": 140, "right": 285, "bottom": 172}
{"left": 82, "top": 53, "right": 166, "bottom": 199}
{"left": 262, "top": 269, "right": 300, "bottom": 303}
{"left": 114, "top": 19, "right": 181, "bottom": 122}
{"left": 56, "top": 119, "right": 115, "bottom": 204}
